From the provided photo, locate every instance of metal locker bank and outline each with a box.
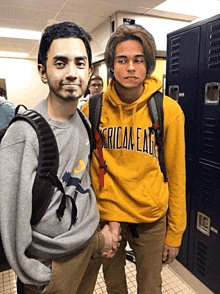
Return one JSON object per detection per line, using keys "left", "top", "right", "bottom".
{"left": 165, "top": 13, "right": 220, "bottom": 294}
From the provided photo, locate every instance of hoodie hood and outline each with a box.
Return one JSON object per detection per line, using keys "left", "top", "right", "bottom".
{"left": 104, "top": 76, "right": 162, "bottom": 109}
{"left": 102, "top": 76, "right": 162, "bottom": 144}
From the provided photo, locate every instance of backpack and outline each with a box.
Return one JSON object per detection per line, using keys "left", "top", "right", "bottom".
{"left": 88, "top": 91, "right": 168, "bottom": 187}
{"left": 0, "top": 105, "right": 91, "bottom": 272}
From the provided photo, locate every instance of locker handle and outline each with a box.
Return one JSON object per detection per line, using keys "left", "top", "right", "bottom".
{"left": 205, "top": 82, "right": 220, "bottom": 105}
{"left": 168, "top": 85, "right": 179, "bottom": 102}
{"left": 197, "top": 212, "right": 210, "bottom": 236}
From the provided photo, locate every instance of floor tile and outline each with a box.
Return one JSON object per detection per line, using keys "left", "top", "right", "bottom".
{"left": 0, "top": 260, "right": 197, "bottom": 294}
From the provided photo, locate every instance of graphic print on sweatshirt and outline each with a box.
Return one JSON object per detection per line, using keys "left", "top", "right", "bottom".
{"left": 100, "top": 126, "right": 157, "bottom": 158}
{"left": 62, "top": 158, "right": 89, "bottom": 198}
{"left": 62, "top": 159, "right": 89, "bottom": 228}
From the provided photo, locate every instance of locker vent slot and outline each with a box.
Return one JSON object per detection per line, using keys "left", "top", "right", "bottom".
{"left": 170, "top": 37, "right": 180, "bottom": 74}
{"left": 200, "top": 165, "right": 212, "bottom": 202}
{"left": 196, "top": 241, "right": 207, "bottom": 276}
{"left": 208, "top": 24, "right": 220, "bottom": 69}
{"left": 202, "top": 118, "right": 216, "bottom": 159}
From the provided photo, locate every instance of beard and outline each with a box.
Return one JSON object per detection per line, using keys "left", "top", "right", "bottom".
{"left": 48, "top": 80, "right": 85, "bottom": 102}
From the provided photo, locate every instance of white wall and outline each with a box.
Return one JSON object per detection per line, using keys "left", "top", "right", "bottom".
{"left": 90, "top": 18, "right": 111, "bottom": 62}
{"left": 0, "top": 57, "right": 48, "bottom": 108}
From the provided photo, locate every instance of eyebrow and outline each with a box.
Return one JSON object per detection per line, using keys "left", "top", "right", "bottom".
{"left": 116, "top": 54, "right": 145, "bottom": 59}
{"left": 53, "top": 55, "right": 88, "bottom": 61}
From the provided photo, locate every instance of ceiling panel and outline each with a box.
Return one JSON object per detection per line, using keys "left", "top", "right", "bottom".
{"left": 147, "top": 9, "right": 198, "bottom": 21}
{"left": 0, "top": 0, "right": 67, "bottom": 11}
{"left": 60, "top": 0, "right": 164, "bottom": 17}
{"left": 0, "top": 18, "right": 46, "bottom": 31}
{"left": 60, "top": 0, "right": 119, "bottom": 17}
{"left": 0, "top": 5, "right": 56, "bottom": 23}
{"left": 0, "top": 42, "right": 36, "bottom": 53}
{"left": 0, "top": 37, "right": 37, "bottom": 46}
{"left": 55, "top": 12, "right": 106, "bottom": 32}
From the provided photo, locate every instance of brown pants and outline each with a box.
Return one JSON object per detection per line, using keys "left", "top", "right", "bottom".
{"left": 24, "top": 231, "right": 105, "bottom": 294}
{"left": 78, "top": 216, "right": 166, "bottom": 294}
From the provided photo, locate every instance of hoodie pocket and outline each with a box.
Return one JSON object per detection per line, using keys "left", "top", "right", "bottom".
{"left": 142, "top": 171, "right": 169, "bottom": 215}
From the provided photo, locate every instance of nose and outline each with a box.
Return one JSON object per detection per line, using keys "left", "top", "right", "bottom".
{"left": 127, "top": 61, "right": 135, "bottom": 71}
{"left": 65, "top": 64, "right": 77, "bottom": 79}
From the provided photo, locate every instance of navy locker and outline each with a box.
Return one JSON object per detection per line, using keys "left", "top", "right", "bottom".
{"left": 166, "top": 24, "right": 201, "bottom": 268}
{"left": 166, "top": 14, "right": 220, "bottom": 293}
{"left": 166, "top": 26, "right": 200, "bottom": 156}
{"left": 197, "top": 18, "right": 220, "bottom": 165}
{"left": 193, "top": 160, "right": 220, "bottom": 293}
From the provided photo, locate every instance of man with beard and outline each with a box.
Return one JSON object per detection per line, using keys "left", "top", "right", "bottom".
{"left": 0, "top": 22, "right": 121, "bottom": 294}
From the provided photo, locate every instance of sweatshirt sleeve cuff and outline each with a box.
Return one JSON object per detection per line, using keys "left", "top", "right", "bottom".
{"left": 165, "top": 230, "right": 184, "bottom": 248}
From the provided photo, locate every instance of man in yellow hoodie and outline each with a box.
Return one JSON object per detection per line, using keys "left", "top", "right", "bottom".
{"left": 81, "top": 24, "right": 186, "bottom": 294}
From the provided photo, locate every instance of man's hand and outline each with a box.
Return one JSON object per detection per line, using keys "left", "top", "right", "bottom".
{"left": 162, "top": 243, "right": 179, "bottom": 264}
{"left": 100, "top": 222, "right": 121, "bottom": 258}
{"left": 109, "top": 221, "right": 121, "bottom": 251}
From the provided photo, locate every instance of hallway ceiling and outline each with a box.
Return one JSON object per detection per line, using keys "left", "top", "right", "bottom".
{"left": 0, "top": 0, "right": 197, "bottom": 59}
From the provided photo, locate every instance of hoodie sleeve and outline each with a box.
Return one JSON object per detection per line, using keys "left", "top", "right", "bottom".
{"left": 163, "top": 99, "right": 186, "bottom": 247}
{"left": 0, "top": 121, "right": 51, "bottom": 287}
{"left": 81, "top": 100, "right": 89, "bottom": 117}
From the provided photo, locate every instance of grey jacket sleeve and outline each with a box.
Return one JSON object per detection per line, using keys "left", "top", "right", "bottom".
{"left": 0, "top": 121, "right": 51, "bottom": 286}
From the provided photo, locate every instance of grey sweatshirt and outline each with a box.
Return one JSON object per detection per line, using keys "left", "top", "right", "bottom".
{"left": 0, "top": 99, "right": 100, "bottom": 286}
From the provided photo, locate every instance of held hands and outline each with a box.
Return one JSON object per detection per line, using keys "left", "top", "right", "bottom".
{"left": 100, "top": 221, "right": 121, "bottom": 258}
{"left": 162, "top": 243, "right": 179, "bottom": 264}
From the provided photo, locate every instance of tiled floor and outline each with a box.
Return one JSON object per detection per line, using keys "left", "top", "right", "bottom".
{"left": 94, "top": 261, "right": 196, "bottom": 294}
{"left": 0, "top": 270, "right": 17, "bottom": 294}
{"left": 0, "top": 260, "right": 196, "bottom": 294}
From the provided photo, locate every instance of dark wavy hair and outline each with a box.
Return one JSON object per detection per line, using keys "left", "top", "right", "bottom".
{"left": 0, "top": 87, "right": 6, "bottom": 98}
{"left": 38, "top": 22, "right": 92, "bottom": 69}
{"left": 105, "top": 24, "right": 156, "bottom": 77}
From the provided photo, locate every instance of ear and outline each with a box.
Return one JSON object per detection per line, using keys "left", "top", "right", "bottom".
{"left": 38, "top": 64, "right": 48, "bottom": 84}
{"left": 89, "top": 66, "right": 94, "bottom": 79}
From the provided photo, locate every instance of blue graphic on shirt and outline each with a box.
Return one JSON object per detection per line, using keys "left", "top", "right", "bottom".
{"left": 62, "top": 171, "right": 90, "bottom": 198}
{"left": 62, "top": 171, "right": 90, "bottom": 229}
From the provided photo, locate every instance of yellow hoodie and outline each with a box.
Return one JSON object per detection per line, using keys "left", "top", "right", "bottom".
{"left": 82, "top": 76, "right": 186, "bottom": 247}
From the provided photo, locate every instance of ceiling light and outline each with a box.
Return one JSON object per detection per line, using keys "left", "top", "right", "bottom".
{"left": 155, "top": 0, "right": 220, "bottom": 19}
{"left": 0, "top": 28, "right": 41, "bottom": 40}
{"left": 0, "top": 51, "right": 29, "bottom": 58}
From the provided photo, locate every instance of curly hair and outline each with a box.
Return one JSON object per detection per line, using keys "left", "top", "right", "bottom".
{"left": 38, "top": 22, "right": 92, "bottom": 69}
{"left": 105, "top": 24, "right": 156, "bottom": 77}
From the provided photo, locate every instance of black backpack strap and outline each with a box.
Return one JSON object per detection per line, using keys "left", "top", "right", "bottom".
{"left": 10, "top": 110, "right": 71, "bottom": 225}
{"left": 14, "top": 104, "right": 27, "bottom": 116}
{"left": 88, "top": 92, "right": 107, "bottom": 187}
{"left": 89, "top": 92, "right": 103, "bottom": 151}
{"left": 77, "top": 108, "right": 92, "bottom": 155}
{"left": 147, "top": 91, "right": 168, "bottom": 182}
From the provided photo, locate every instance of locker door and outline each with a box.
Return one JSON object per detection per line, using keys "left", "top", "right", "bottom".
{"left": 166, "top": 27, "right": 201, "bottom": 268}
{"left": 193, "top": 160, "right": 220, "bottom": 294}
{"left": 166, "top": 26, "right": 200, "bottom": 157}
{"left": 197, "top": 18, "right": 220, "bottom": 164}
{"left": 191, "top": 17, "right": 220, "bottom": 293}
